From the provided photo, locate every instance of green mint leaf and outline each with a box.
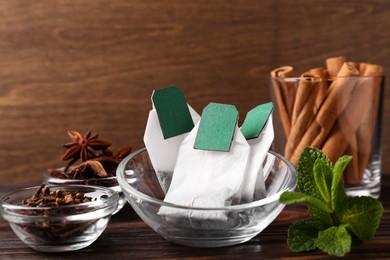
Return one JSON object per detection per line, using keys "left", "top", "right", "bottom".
{"left": 316, "top": 224, "right": 351, "bottom": 257}
{"left": 297, "top": 147, "right": 334, "bottom": 225}
{"left": 279, "top": 191, "right": 332, "bottom": 214}
{"left": 331, "top": 155, "right": 352, "bottom": 190}
{"left": 331, "top": 155, "right": 352, "bottom": 214}
{"left": 306, "top": 205, "right": 334, "bottom": 227}
{"left": 333, "top": 181, "right": 348, "bottom": 221}
{"left": 342, "top": 196, "right": 384, "bottom": 241}
{"left": 313, "top": 158, "right": 332, "bottom": 205}
{"left": 297, "top": 147, "right": 332, "bottom": 199}
{"left": 287, "top": 221, "right": 323, "bottom": 252}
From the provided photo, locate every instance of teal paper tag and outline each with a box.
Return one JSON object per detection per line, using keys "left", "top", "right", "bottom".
{"left": 152, "top": 86, "right": 194, "bottom": 139}
{"left": 241, "top": 102, "right": 273, "bottom": 140}
{"left": 194, "top": 103, "right": 238, "bottom": 152}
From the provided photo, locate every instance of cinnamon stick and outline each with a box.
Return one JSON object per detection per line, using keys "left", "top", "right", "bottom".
{"left": 326, "top": 56, "right": 346, "bottom": 78}
{"left": 308, "top": 67, "right": 328, "bottom": 112}
{"left": 291, "top": 73, "right": 319, "bottom": 126}
{"left": 277, "top": 67, "right": 296, "bottom": 119}
{"left": 349, "top": 62, "right": 360, "bottom": 71}
{"left": 271, "top": 66, "right": 295, "bottom": 137}
{"left": 285, "top": 75, "right": 321, "bottom": 159}
{"left": 344, "top": 136, "right": 360, "bottom": 185}
{"left": 356, "top": 63, "right": 384, "bottom": 179}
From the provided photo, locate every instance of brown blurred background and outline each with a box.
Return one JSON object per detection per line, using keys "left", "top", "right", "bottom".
{"left": 0, "top": 1, "right": 389, "bottom": 184}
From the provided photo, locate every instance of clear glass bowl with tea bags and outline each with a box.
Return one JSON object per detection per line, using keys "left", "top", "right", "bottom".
{"left": 117, "top": 148, "right": 296, "bottom": 247}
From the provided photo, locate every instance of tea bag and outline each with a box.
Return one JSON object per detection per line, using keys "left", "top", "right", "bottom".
{"left": 143, "top": 86, "right": 200, "bottom": 193}
{"left": 239, "top": 102, "right": 274, "bottom": 203}
{"left": 159, "top": 103, "right": 250, "bottom": 228}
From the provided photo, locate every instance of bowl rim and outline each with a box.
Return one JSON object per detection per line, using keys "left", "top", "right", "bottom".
{"left": 117, "top": 148, "right": 297, "bottom": 211}
{"left": 270, "top": 75, "right": 385, "bottom": 81}
{"left": 43, "top": 169, "right": 118, "bottom": 182}
{"left": 0, "top": 184, "right": 119, "bottom": 213}
{"left": 42, "top": 172, "right": 122, "bottom": 193}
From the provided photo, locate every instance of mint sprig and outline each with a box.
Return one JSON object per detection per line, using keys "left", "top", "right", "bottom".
{"left": 279, "top": 147, "right": 383, "bottom": 257}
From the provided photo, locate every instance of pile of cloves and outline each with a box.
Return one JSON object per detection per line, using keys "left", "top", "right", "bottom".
{"left": 22, "top": 184, "right": 93, "bottom": 207}
{"left": 19, "top": 185, "right": 99, "bottom": 240}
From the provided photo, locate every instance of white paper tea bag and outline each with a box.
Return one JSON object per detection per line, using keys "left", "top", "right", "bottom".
{"left": 159, "top": 103, "right": 250, "bottom": 228}
{"left": 143, "top": 86, "right": 200, "bottom": 193}
{"left": 239, "top": 103, "right": 274, "bottom": 203}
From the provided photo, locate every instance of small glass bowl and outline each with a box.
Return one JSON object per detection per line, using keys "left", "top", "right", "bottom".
{"left": 116, "top": 148, "right": 297, "bottom": 247}
{"left": 0, "top": 185, "right": 118, "bottom": 252}
{"left": 43, "top": 172, "right": 125, "bottom": 214}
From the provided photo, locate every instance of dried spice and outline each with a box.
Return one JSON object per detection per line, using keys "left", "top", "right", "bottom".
{"left": 22, "top": 184, "right": 93, "bottom": 207}
{"left": 62, "top": 130, "right": 112, "bottom": 172}
{"left": 48, "top": 130, "right": 132, "bottom": 179}
{"left": 20, "top": 185, "right": 98, "bottom": 240}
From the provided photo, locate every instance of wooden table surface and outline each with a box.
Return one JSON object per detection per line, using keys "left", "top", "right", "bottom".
{"left": 0, "top": 178, "right": 389, "bottom": 259}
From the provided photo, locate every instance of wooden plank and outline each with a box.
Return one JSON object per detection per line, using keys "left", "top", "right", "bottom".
{"left": 0, "top": 0, "right": 389, "bottom": 183}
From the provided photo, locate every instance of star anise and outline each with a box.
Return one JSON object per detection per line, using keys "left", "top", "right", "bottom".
{"left": 62, "top": 130, "right": 112, "bottom": 172}
{"left": 47, "top": 130, "right": 132, "bottom": 179}
{"left": 69, "top": 160, "right": 108, "bottom": 179}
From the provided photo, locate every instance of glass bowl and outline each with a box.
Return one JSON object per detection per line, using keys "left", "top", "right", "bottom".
{"left": 116, "top": 148, "right": 297, "bottom": 247}
{"left": 42, "top": 172, "right": 125, "bottom": 215}
{"left": 0, "top": 184, "right": 118, "bottom": 252}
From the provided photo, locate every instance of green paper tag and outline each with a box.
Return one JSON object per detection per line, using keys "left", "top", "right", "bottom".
{"left": 152, "top": 86, "right": 194, "bottom": 139}
{"left": 194, "top": 103, "right": 238, "bottom": 152}
{"left": 241, "top": 102, "right": 273, "bottom": 140}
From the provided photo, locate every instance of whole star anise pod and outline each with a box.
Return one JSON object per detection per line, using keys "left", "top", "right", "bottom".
{"left": 62, "top": 130, "right": 112, "bottom": 172}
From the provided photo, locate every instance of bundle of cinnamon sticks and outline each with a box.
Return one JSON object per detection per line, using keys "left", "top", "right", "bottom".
{"left": 271, "top": 56, "right": 384, "bottom": 185}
